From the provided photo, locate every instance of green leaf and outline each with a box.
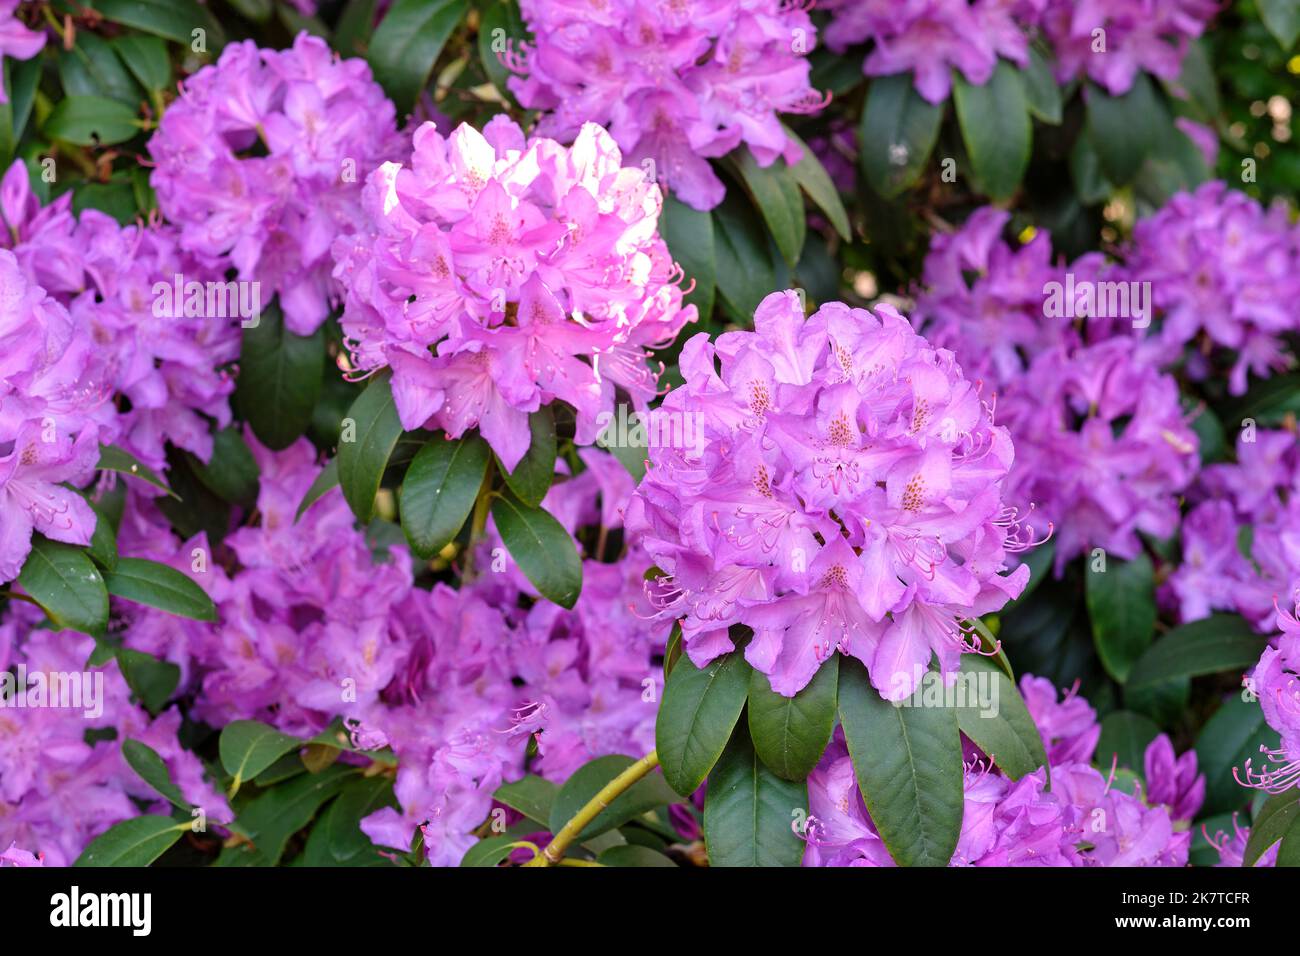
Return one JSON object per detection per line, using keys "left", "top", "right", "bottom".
{"left": 732, "top": 149, "right": 805, "bottom": 268}
{"left": 1260, "top": 0, "right": 1300, "bottom": 50}
{"left": 747, "top": 655, "right": 838, "bottom": 781}
{"left": 490, "top": 487, "right": 582, "bottom": 608}
{"left": 190, "top": 427, "right": 259, "bottom": 507}
{"left": 219, "top": 719, "right": 302, "bottom": 792}
{"left": 296, "top": 459, "right": 340, "bottom": 521}
{"left": 1278, "top": 815, "right": 1300, "bottom": 867}
{"left": 656, "top": 646, "right": 752, "bottom": 795}
{"left": 43, "top": 96, "right": 140, "bottom": 147}
{"left": 334, "top": 0, "right": 380, "bottom": 57}
{"left": 115, "top": 648, "right": 180, "bottom": 714}
{"left": 492, "top": 775, "right": 558, "bottom": 828}
{"left": 123, "top": 739, "right": 194, "bottom": 812}
{"left": 219, "top": 765, "right": 356, "bottom": 866}
{"left": 103, "top": 557, "right": 216, "bottom": 622}
{"left": 459, "top": 833, "right": 521, "bottom": 867}
{"left": 1069, "top": 134, "right": 1113, "bottom": 205}
{"left": 97, "top": 444, "right": 175, "bottom": 497}
{"left": 324, "top": 776, "right": 398, "bottom": 864}
{"left": 94, "top": 0, "right": 221, "bottom": 46}
{"left": 548, "top": 755, "right": 680, "bottom": 843}
{"left": 1196, "top": 695, "right": 1282, "bottom": 816}
{"left": 400, "top": 433, "right": 490, "bottom": 557}
{"left": 0, "top": 59, "right": 39, "bottom": 168}
{"left": 477, "top": 0, "right": 525, "bottom": 96}
{"left": 58, "top": 33, "right": 141, "bottom": 107}
{"left": 1243, "top": 790, "right": 1300, "bottom": 867}
{"left": 1095, "top": 710, "right": 1161, "bottom": 772}
{"left": 1085, "top": 552, "right": 1156, "bottom": 683}
{"left": 235, "top": 302, "right": 325, "bottom": 452}
{"left": 368, "top": 0, "right": 470, "bottom": 115}
{"left": 73, "top": 815, "right": 185, "bottom": 867}
{"left": 783, "top": 125, "right": 851, "bottom": 241}
{"left": 77, "top": 489, "right": 119, "bottom": 572}
{"left": 712, "top": 191, "right": 776, "bottom": 321}
{"left": 703, "top": 724, "right": 806, "bottom": 867}
{"left": 838, "top": 660, "right": 963, "bottom": 867}
{"left": 597, "top": 844, "right": 678, "bottom": 867}
{"left": 1126, "top": 614, "right": 1270, "bottom": 691}
{"left": 858, "top": 72, "right": 943, "bottom": 199}
{"left": 659, "top": 194, "right": 716, "bottom": 319}
{"left": 1022, "top": 45, "right": 1063, "bottom": 124}
{"left": 499, "top": 406, "right": 555, "bottom": 507}
{"left": 17, "top": 537, "right": 108, "bottom": 635}
{"left": 953, "top": 60, "right": 1031, "bottom": 201}
{"left": 952, "top": 654, "right": 1047, "bottom": 781}
{"left": 337, "top": 370, "right": 403, "bottom": 523}
{"left": 1085, "top": 76, "right": 1168, "bottom": 185}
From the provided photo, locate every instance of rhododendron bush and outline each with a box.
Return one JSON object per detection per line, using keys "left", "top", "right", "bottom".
{"left": 2, "top": 0, "right": 1300, "bottom": 876}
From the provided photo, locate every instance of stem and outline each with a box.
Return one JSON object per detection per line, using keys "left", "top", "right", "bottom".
{"left": 522, "top": 749, "right": 660, "bottom": 867}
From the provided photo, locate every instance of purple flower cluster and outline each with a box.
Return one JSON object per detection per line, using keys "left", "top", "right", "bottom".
{"left": 148, "top": 34, "right": 404, "bottom": 335}
{"left": 628, "top": 290, "right": 1032, "bottom": 700}
{"left": 1040, "top": 0, "right": 1219, "bottom": 96}
{"left": 506, "top": 0, "right": 826, "bottom": 210}
{"left": 1165, "top": 430, "right": 1300, "bottom": 631}
{"left": 821, "top": 0, "right": 1042, "bottom": 104}
{"left": 1237, "top": 599, "right": 1300, "bottom": 795}
{"left": 332, "top": 116, "right": 694, "bottom": 470}
{"left": 1123, "top": 182, "right": 1300, "bottom": 396}
{"left": 0, "top": 1, "right": 43, "bottom": 103}
{"left": 803, "top": 672, "right": 1203, "bottom": 866}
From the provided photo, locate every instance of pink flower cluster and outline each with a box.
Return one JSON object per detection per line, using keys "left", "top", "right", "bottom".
{"left": 627, "top": 290, "right": 1033, "bottom": 700}
{"left": 1239, "top": 599, "right": 1300, "bottom": 796}
{"left": 804, "top": 672, "right": 1204, "bottom": 866}
{"left": 332, "top": 116, "right": 694, "bottom": 470}
{"left": 507, "top": 0, "right": 826, "bottom": 210}
{"left": 147, "top": 33, "right": 404, "bottom": 335}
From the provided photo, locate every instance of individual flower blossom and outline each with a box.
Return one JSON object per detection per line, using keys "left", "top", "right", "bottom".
{"left": 627, "top": 290, "right": 1033, "bottom": 700}
{"left": 1143, "top": 733, "right": 1204, "bottom": 822}
{"left": 997, "top": 338, "right": 1199, "bottom": 571}
{"left": 821, "top": 0, "right": 1045, "bottom": 104}
{"left": 0, "top": 1, "right": 44, "bottom": 105}
{"left": 1052, "top": 760, "right": 1189, "bottom": 866}
{"left": 1236, "top": 597, "right": 1300, "bottom": 795}
{"left": 1040, "top": 0, "right": 1219, "bottom": 96}
{"left": 332, "top": 116, "right": 695, "bottom": 470}
{"left": 506, "top": 0, "right": 827, "bottom": 210}
{"left": 1123, "top": 181, "right": 1300, "bottom": 396}
{"left": 1206, "top": 815, "right": 1278, "bottom": 867}
{"left": 147, "top": 33, "right": 404, "bottom": 334}
{"left": 1020, "top": 674, "right": 1100, "bottom": 765}
{"left": 0, "top": 842, "right": 42, "bottom": 866}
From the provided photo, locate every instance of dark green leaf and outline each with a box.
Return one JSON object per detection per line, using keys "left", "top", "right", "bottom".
{"left": 296, "top": 459, "right": 340, "bottom": 521}
{"left": 1260, "top": 0, "right": 1300, "bottom": 50}
{"left": 97, "top": 444, "right": 175, "bottom": 497}
{"left": 17, "top": 537, "right": 108, "bottom": 635}
{"left": 123, "top": 739, "right": 194, "bottom": 812}
{"left": 190, "top": 427, "right": 259, "bottom": 507}
{"left": 499, "top": 406, "right": 555, "bottom": 507}
{"left": 597, "top": 844, "right": 678, "bottom": 867}
{"left": 732, "top": 149, "right": 805, "bottom": 268}
{"left": 1126, "top": 615, "right": 1270, "bottom": 691}
{"left": 656, "top": 647, "right": 751, "bottom": 795}
{"left": 1243, "top": 790, "right": 1300, "bottom": 867}
{"left": 838, "top": 660, "right": 963, "bottom": 867}
{"left": 94, "top": 0, "right": 221, "bottom": 46}
{"left": 104, "top": 557, "right": 216, "bottom": 622}
{"left": 1095, "top": 710, "right": 1161, "bottom": 772}
{"left": 747, "top": 655, "right": 838, "bottom": 781}
{"left": 783, "top": 124, "right": 851, "bottom": 240}
{"left": 401, "top": 433, "right": 490, "bottom": 557}
{"left": 712, "top": 191, "right": 776, "bottom": 321}
{"left": 858, "top": 72, "right": 943, "bottom": 199}
{"left": 476, "top": 0, "right": 525, "bottom": 96}
{"left": 115, "top": 648, "right": 180, "bottom": 714}
{"left": 953, "top": 60, "right": 1031, "bottom": 201}
{"left": 703, "top": 724, "right": 806, "bottom": 867}
{"left": 235, "top": 302, "right": 325, "bottom": 452}
{"left": 219, "top": 719, "right": 302, "bottom": 790}
{"left": 219, "top": 765, "right": 356, "bottom": 866}
{"left": 1196, "top": 695, "right": 1282, "bottom": 816}
{"left": 953, "top": 654, "right": 1047, "bottom": 781}
{"left": 1023, "top": 45, "right": 1062, "bottom": 124}
{"left": 44, "top": 96, "right": 140, "bottom": 147}
{"left": 59, "top": 33, "right": 141, "bottom": 107}
{"left": 368, "top": 0, "right": 470, "bottom": 114}
{"left": 660, "top": 194, "right": 715, "bottom": 319}
{"left": 493, "top": 775, "right": 558, "bottom": 828}
{"left": 1085, "top": 76, "right": 1167, "bottom": 185}
{"left": 73, "top": 815, "right": 185, "bottom": 867}
{"left": 490, "top": 487, "right": 582, "bottom": 608}
{"left": 337, "top": 370, "right": 403, "bottom": 523}
{"left": 1085, "top": 552, "right": 1156, "bottom": 683}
